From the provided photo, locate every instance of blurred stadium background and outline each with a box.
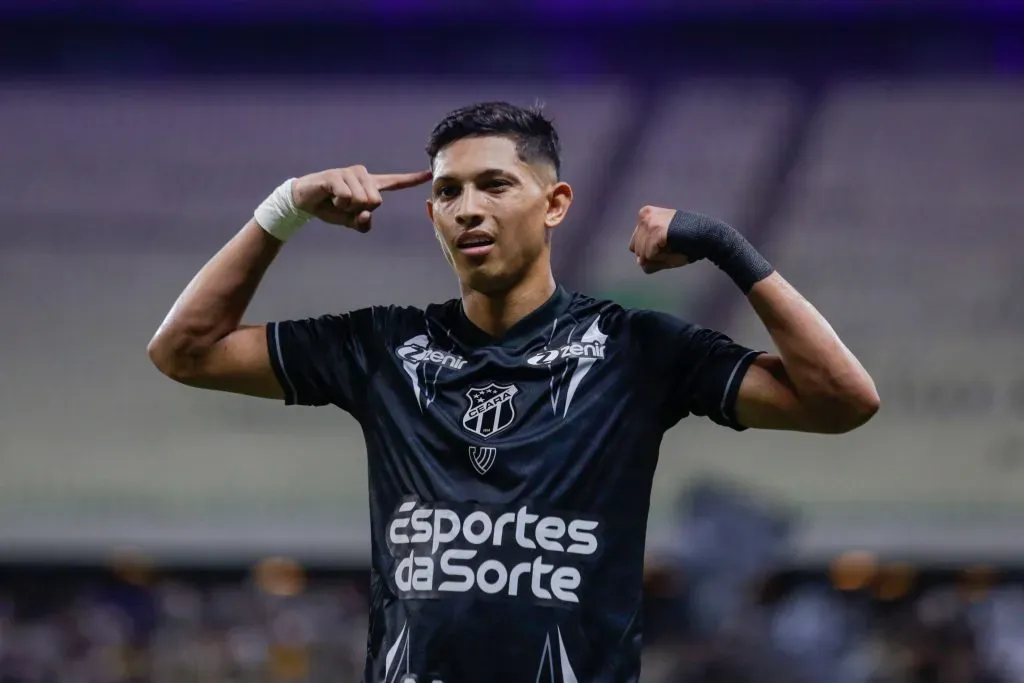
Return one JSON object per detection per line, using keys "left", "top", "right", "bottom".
{"left": 2, "top": 1, "right": 1024, "bottom": 681}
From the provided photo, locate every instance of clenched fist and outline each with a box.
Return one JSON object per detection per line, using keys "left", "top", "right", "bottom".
{"left": 628, "top": 206, "right": 691, "bottom": 274}
{"left": 629, "top": 205, "right": 775, "bottom": 293}
{"left": 292, "top": 166, "right": 432, "bottom": 231}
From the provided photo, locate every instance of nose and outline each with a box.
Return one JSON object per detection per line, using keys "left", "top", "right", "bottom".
{"left": 455, "top": 187, "right": 485, "bottom": 229}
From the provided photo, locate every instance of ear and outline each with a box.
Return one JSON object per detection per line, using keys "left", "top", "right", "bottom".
{"left": 425, "top": 198, "right": 434, "bottom": 225}
{"left": 544, "top": 181, "right": 573, "bottom": 229}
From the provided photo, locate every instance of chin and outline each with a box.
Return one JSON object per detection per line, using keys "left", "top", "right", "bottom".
{"left": 460, "top": 263, "right": 518, "bottom": 295}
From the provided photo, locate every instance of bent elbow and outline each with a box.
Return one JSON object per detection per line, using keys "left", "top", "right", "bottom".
{"left": 147, "top": 332, "right": 198, "bottom": 385}
{"left": 859, "top": 388, "right": 882, "bottom": 422}
{"left": 849, "top": 376, "right": 882, "bottom": 426}
{"left": 820, "top": 387, "right": 881, "bottom": 434}
{"left": 147, "top": 335, "right": 171, "bottom": 373}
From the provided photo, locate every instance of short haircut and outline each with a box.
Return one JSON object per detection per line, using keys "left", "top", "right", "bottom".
{"left": 426, "top": 101, "right": 561, "bottom": 179}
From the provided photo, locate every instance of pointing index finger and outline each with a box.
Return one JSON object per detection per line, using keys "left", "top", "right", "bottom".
{"left": 373, "top": 170, "right": 433, "bottom": 192}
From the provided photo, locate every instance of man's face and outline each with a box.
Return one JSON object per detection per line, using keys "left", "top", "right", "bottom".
{"left": 427, "top": 135, "right": 572, "bottom": 294}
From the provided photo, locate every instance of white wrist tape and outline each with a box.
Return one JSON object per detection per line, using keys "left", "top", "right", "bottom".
{"left": 253, "top": 178, "right": 313, "bottom": 243}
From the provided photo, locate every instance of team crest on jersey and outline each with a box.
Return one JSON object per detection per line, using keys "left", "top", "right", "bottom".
{"left": 462, "top": 383, "right": 520, "bottom": 438}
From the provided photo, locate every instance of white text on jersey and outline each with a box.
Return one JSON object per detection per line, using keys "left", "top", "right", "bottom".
{"left": 387, "top": 498, "right": 601, "bottom": 607}
{"left": 527, "top": 341, "right": 606, "bottom": 366}
{"left": 397, "top": 336, "right": 468, "bottom": 370}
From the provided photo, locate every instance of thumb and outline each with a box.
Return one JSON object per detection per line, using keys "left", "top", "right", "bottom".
{"left": 374, "top": 170, "right": 432, "bottom": 192}
{"left": 355, "top": 210, "right": 373, "bottom": 232}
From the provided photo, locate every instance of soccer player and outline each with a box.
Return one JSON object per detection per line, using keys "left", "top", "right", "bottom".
{"left": 148, "top": 101, "right": 879, "bottom": 683}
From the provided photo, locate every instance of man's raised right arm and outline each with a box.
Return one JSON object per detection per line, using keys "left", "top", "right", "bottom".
{"left": 146, "top": 166, "right": 432, "bottom": 399}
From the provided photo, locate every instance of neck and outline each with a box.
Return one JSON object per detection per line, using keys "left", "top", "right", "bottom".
{"left": 461, "top": 267, "right": 557, "bottom": 338}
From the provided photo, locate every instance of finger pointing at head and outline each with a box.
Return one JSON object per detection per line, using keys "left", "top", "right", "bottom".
{"left": 374, "top": 170, "right": 433, "bottom": 192}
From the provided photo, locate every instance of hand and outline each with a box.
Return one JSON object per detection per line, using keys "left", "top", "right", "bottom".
{"left": 292, "top": 166, "right": 432, "bottom": 231}
{"left": 628, "top": 205, "right": 691, "bottom": 274}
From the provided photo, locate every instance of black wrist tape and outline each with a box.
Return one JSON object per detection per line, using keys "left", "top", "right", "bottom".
{"left": 666, "top": 211, "right": 774, "bottom": 294}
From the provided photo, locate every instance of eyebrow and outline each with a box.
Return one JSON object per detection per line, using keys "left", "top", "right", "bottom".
{"left": 432, "top": 168, "right": 510, "bottom": 186}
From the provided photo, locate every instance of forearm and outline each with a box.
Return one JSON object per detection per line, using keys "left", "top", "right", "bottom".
{"left": 747, "top": 272, "right": 879, "bottom": 426}
{"left": 148, "top": 219, "right": 282, "bottom": 371}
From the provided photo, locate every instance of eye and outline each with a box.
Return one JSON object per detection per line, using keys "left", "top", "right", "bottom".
{"left": 436, "top": 185, "right": 459, "bottom": 200}
{"left": 484, "top": 179, "right": 510, "bottom": 192}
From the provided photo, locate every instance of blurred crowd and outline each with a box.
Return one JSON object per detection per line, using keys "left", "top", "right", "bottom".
{"left": 0, "top": 562, "right": 1022, "bottom": 683}
{"left": 0, "top": 564, "right": 370, "bottom": 683}
{"left": 642, "top": 568, "right": 1024, "bottom": 683}
{"left": 0, "top": 482, "right": 1017, "bottom": 683}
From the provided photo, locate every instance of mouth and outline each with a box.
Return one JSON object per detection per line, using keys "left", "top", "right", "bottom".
{"left": 455, "top": 231, "right": 496, "bottom": 257}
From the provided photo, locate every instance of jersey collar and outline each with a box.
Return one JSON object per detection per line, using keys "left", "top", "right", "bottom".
{"left": 455, "top": 284, "right": 573, "bottom": 348}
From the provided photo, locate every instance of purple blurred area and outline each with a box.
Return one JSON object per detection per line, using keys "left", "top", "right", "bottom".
{"left": 2, "top": 2, "right": 1024, "bottom": 681}
{"left": 1, "top": 0, "right": 1022, "bottom": 20}
{"left": 1, "top": 0, "right": 1023, "bottom": 80}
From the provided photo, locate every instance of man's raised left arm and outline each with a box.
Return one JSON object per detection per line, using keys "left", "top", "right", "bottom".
{"left": 629, "top": 206, "right": 880, "bottom": 434}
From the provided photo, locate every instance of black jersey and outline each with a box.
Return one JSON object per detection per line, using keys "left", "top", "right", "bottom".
{"left": 267, "top": 286, "right": 761, "bottom": 683}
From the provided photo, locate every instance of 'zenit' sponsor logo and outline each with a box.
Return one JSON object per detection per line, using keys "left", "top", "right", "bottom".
{"left": 527, "top": 341, "right": 605, "bottom": 366}
{"left": 396, "top": 336, "right": 468, "bottom": 370}
{"left": 386, "top": 498, "right": 601, "bottom": 606}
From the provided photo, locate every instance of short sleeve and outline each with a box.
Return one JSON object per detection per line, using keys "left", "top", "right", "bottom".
{"left": 266, "top": 307, "right": 383, "bottom": 415}
{"left": 630, "top": 310, "right": 763, "bottom": 431}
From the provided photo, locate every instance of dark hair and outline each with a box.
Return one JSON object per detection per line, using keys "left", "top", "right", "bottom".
{"left": 426, "top": 101, "right": 561, "bottom": 178}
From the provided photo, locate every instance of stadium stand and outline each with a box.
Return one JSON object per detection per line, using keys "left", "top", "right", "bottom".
{"left": 656, "top": 82, "right": 1024, "bottom": 558}
{"left": 2, "top": 79, "right": 1022, "bottom": 560}
{"left": 585, "top": 79, "right": 798, "bottom": 318}
{"left": 0, "top": 81, "right": 627, "bottom": 559}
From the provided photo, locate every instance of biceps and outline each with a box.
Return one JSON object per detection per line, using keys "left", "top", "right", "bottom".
{"left": 183, "top": 324, "right": 285, "bottom": 399}
{"left": 734, "top": 354, "right": 819, "bottom": 432}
